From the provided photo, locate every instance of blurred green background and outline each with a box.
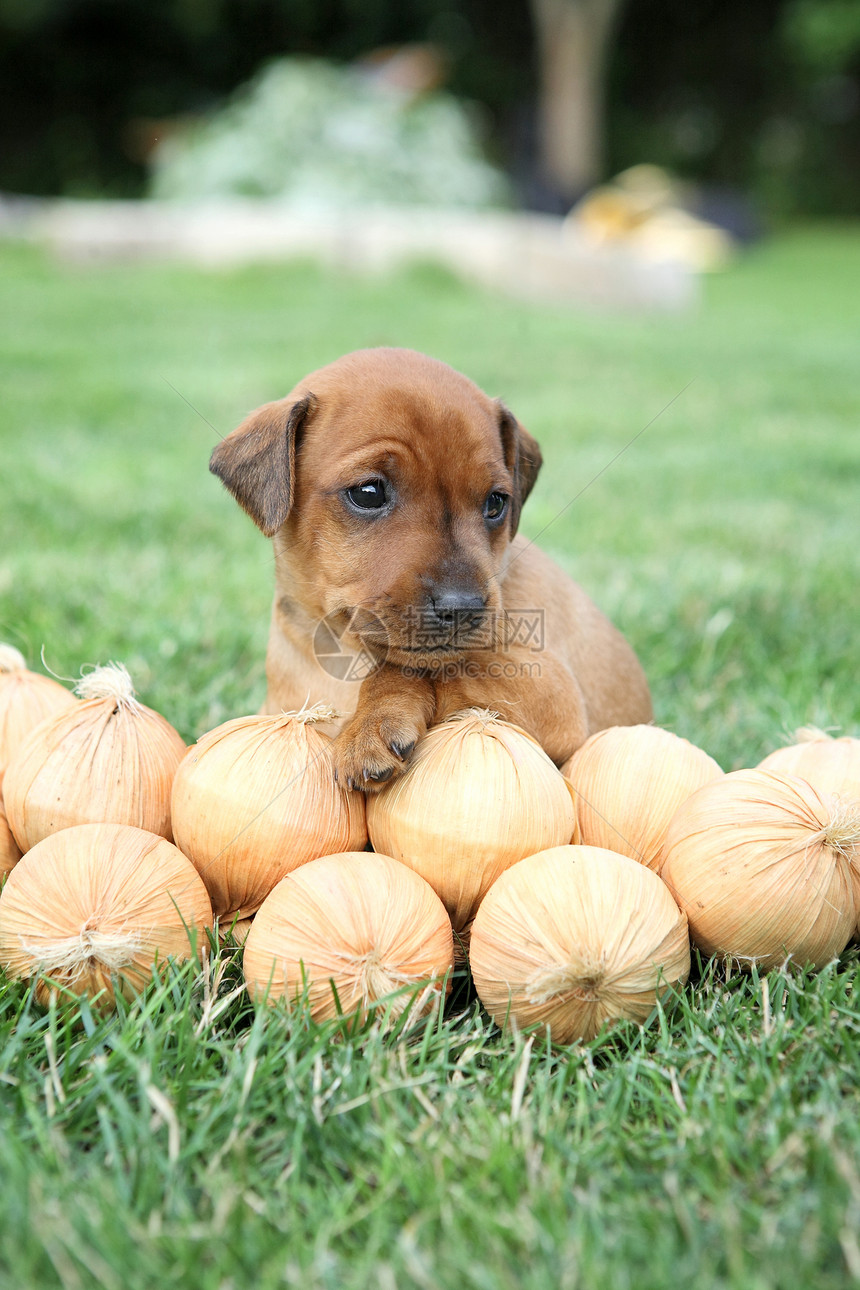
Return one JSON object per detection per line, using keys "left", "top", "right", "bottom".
{"left": 1, "top": 0, "right": 859, "bottom": 218}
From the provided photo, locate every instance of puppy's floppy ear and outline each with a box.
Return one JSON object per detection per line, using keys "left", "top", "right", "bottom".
{"left": 497, "top": 401, "right": 543, "bottom": 537}
{"left": 209, "top": 394, "right": 315, "bottom": 536}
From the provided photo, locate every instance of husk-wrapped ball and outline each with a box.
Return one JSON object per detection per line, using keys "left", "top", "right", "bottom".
{"left": 0, "top": 644, "right": 76, "bottom": 778}
{"left": 469, "top": 845, "right": 690, "bottom": 1045}
{"left": 661, "top": 769, "right": 860, "bottom": 970}
{"left": 171, "top": 704, "right": 367, "bottom": 922}
{"left": 563, "top": 724, "right": 723, "bottom": 871}
{"left": 0, "top": 789, "right": 21, "bottom": 878}
{"left": 367, "top": 709, "right": 577, "bottom": 935}
{"left": 0, "top": 822, "right": 213, "bottom": 1008}
{"left": 758, "top": 728, "right": 860, "bottom": 802}
{"left": 3, "top": 663, "right": 186, "bottom": 852}
{"left": 244, "top": 851, "right": 454, "bottom": 1025}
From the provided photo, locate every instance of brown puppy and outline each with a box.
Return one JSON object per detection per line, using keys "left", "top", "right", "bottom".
{"left": 210, "top": 347, "right": 652, "bottom": 790}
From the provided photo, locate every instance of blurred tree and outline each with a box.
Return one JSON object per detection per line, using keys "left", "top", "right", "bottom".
{"left": 774, "top": 0, "right": 860, "bottom": 211}
{"left": 530, "top": 0, "right": 625, "bottom": 203}
{"left": 0, "top": 0, "right": 858, "bottom": 214}
{"left": 782, "top": 0, "right": 860, "bottom": 73}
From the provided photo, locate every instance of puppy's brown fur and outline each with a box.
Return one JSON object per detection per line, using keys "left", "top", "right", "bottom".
{"left": 211, "top": 348, "right": 652, "bottom": 789}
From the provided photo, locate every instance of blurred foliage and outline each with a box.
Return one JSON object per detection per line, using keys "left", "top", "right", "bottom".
{"left": 610, "top": 0, "right": 860, "bottom": 221}
{"left": 0, "top": 0, "right": 525, "bottom": 199}
{"left": 150, "top": 57, "right": 511, "bottom": 207}
{"left": 783, "top": 0, "right": 860, "bottom": 72}
{"left": 0, "top": 0, "right": 858, "bottom": 215}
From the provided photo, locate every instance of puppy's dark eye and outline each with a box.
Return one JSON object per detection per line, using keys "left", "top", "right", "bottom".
{"left": 483, "top": 491, "right": 509, "bottom": 523}
{"left": 344, "top": 479, "right": 390, "bottom": 512}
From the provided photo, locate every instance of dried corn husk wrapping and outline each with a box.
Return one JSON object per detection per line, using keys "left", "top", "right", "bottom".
{"left": 661, "top": 769, "right": 860, "bottom": 970}
{"left": 171, "top": 704, "right": 367, "bottom": 923}
{"left": 3, "top": 663, "right": 185, "bottom": 852}
{"left": 758, "top": 728, "right": 860, "bottom": 802}
{"left": 469, "top": 845, "right": 690, "bottom": 1045}
{"left": 562, "top": 724, "right": 723, "bottom": 871}
{"left": 244, "top": 851, "right": 453, "bottom": 1025}
{"left": 0, "top": 644, "right": 76, "bottom": 777}
{"left": 0, "top": 788, "right": 21, "bottom": 877}
{"left": 367, "top": 709, "right": 578, "bottom": 934}
{"left": 0, "top": 822, "right": 213, "bottom": 1008}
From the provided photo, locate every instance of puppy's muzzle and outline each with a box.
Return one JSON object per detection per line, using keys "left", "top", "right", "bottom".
{"left": 429, "top": 587, "right": 487, "bottom": 632}
{"left": 396, "top": 582, "right": 491, "bottom": 656}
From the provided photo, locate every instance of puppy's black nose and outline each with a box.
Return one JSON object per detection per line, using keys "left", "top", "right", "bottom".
{"left": 429, "top": 588, "right": 487, "bottom": 626}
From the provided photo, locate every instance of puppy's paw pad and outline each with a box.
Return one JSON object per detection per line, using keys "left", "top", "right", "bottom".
{"left": 332, "top": 715, "right": 423, "bottom": 793}
{"left": 331, "top": 732, "right": 403, "bottom": 795}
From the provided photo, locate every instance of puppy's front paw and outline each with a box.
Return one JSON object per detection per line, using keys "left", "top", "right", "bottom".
{"left": 331, "top": 712, "right": 422, "bottom": 793}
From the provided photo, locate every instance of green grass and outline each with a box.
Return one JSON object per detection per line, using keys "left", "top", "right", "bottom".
{"left": 1, "top": 227, "right": 860, "bottom": 1288}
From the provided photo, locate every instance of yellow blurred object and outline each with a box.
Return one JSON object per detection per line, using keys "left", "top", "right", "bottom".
{"left": 568, "top": 164, "right": 736, "bottom": 272}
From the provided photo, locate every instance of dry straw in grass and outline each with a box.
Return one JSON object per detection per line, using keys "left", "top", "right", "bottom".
{"left": 3, "top": 662, "right": 186, "bottom": 852}
{"left": 0, "top": 822, "right": 213, "bottom": 1008}
{"left": 661, "top": 768, "right": 860, "bottom": 969}
{"left": 244, "top": 851, "right": 454, "bottom": 1026}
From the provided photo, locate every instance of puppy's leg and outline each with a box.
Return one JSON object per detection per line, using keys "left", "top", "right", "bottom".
{"left": 331, "top": 666, "right": 436, "bottom": 791}
{"left": 434, "top": 649, "right": 589, "bottom": 767}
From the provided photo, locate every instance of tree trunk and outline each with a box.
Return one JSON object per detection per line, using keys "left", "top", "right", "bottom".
{"left": 530, "top": 0, "right": 624, "bottom": 205}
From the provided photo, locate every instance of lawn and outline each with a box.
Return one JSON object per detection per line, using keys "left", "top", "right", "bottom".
{"left": 1, "top": 227, "right": 859, "bottom": 1288}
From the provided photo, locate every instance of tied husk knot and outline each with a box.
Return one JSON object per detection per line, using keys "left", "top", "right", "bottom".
{"left": 332, "top": 946, "right": 436, "bottom": 1018}
{"left": 0, "top": 645, "right": 28, "bottom": 674}
{"left": 821, "top": 798, "right": 860, "bottom": 859}
{"left": 277, "top": 701, "right": 342, "bottom": 726}
{"left": 74, "top": 662, "right": 139, "bottom": 709}
{"left": 22, "top": 924, "right": 143, "bottom": 984}
{"left": 447, "top": 707, "right": 502, "bottom": 727}
{"left": 526, "top": 958, "right": 607, "bottom": 1006}
{"left": 793, "top": 725, "right": 836, "bottom": 744}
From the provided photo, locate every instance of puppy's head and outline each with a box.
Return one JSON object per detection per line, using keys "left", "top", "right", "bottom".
{"left": 210, "top": 348, "right": 542, "bottom": 665}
